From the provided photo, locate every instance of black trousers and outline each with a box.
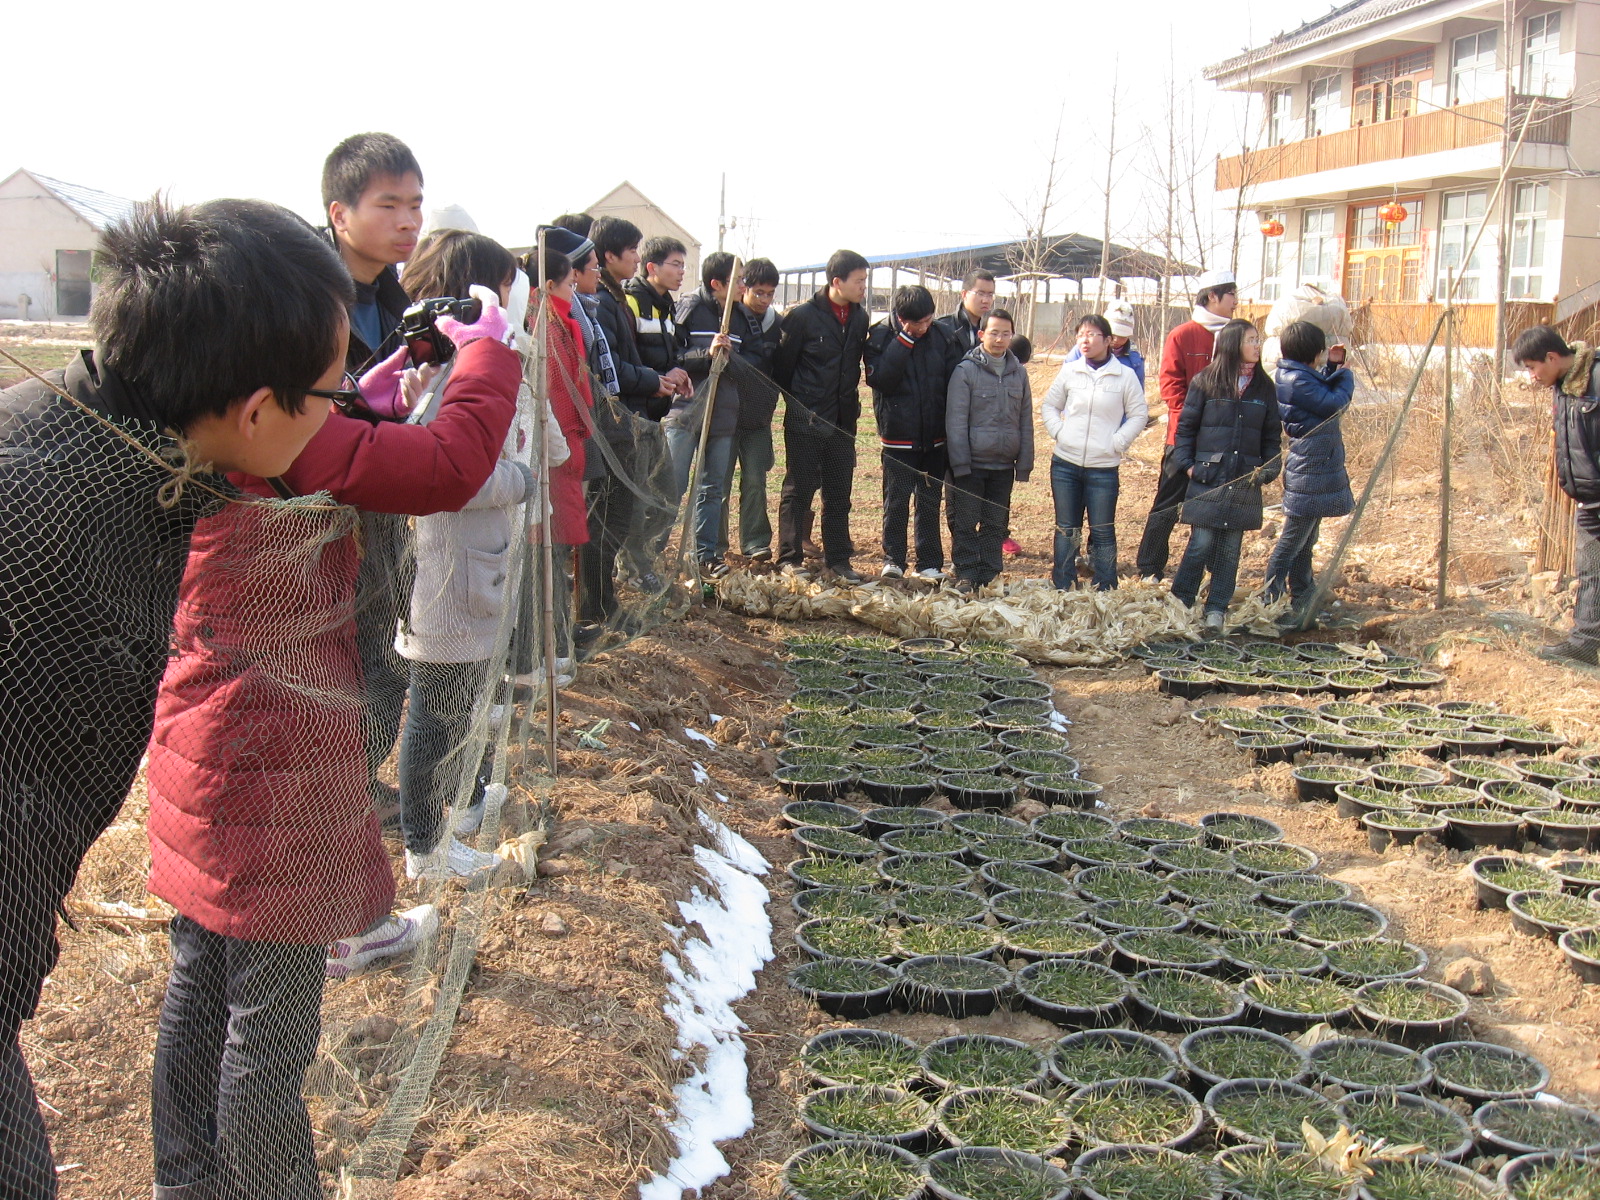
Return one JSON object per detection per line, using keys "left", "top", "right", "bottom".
{"left": 0, "top": 1024, "right": 54, "bottom": 1200}
{"left": 151, "top": 916, "right": 326, "bottom": 1200}
{"left": 778, "top": 426, "right": 855, "bottom": 567}
{"left": 355, "top": 511, "right": 410, "bottom": 804}
{"left": 881, "top": 446, "right": 946, "bottom": 572}
{"left": 946, "top": 468, "right": 1014, "bottom": 585}
{"left": 577, "top": 449, "right": 635, "bottom": 624}
{"left": 1135, "top": 443, "right": 1191, "bottom": 580}
{"left": 1574, "top": 505, "right": 1600, "bottom": 648}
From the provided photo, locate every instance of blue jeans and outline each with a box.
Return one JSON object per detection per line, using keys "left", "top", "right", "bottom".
{"left": 666, "top": 423, "right": 734, "bottom": 562}
{"left": 1264, "top": 514, "right": 1322, "bottom": 605}
{"left": 397, "top": 659, "right": 491, "bottom": 853}
{"left": 720, "top": 426, "right": 774, "bottom": 556}
{"left": 1171, "top": 525, "right": 1245, "bottom": 616}
{"left": 1050, "top": 457, "right": 1120, "bottom": 590}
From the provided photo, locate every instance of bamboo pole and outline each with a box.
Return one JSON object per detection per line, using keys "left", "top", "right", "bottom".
{"left": 1437, "top": 298, "right": 1453, "bottom": 609}
{"left": 676, "top": 257, "right": 741, "bottom": 582}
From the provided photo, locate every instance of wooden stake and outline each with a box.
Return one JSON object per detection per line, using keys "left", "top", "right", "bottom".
{"left": 676, "top": 258, "right": 741, "bottom": 581}
{"left": 1437, "top": 296, "right": 1453, "bottom": 609}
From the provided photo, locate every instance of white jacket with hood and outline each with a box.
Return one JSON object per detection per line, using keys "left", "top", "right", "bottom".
{"left": 1040, "top": 354, "right": 1148, "bottom": 470}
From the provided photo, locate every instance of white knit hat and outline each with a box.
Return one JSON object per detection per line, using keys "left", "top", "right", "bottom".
{"left": 1103, "top": 300, "right": 1135, "bottom": 338}
{"left": 1197, "top": 268, "right": 1236, "bottom": 291}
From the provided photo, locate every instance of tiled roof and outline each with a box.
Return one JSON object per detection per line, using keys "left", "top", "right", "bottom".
{"left": 30, "top": 172, "right": 136, "bottom": 231}
{"left": 1204, "top": 0, "right": 1437, "bottom": 79}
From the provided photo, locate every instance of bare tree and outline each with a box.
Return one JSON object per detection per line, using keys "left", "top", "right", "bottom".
{"left": 1004, "top": 107, "right": 1072, "bottom": 340}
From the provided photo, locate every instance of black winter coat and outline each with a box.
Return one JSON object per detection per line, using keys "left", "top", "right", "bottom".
{"left": 1553, "top": 361, "right": 1600, "bottom": 505}
{"left": 936, "top": 307, "right": 982, "bottom": 354}
{"left": 594, "top": 281, "right": 665, "bottom": 418}
{"left": 731, "top": 301, "right": 781, "bottom": 430}
{"left": 1172, "top": 366, "right": 1283, "bottom": 530}
{"left": 0, "top": 351, "right": 228, "bottom": 1019}
{"left": 669, "top": 286, "right": 739, "bottom": 439}
{"left": 625, "top": 277, "right": 681, "bottom": 377}
{"left": 865, "top": 317, "right": 964, "bottom": 450}
{"left": 772, "top": 289, "right": 869, "bottom": 436}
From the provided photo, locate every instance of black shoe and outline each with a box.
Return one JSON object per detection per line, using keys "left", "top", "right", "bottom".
{"left": 635, "top": 572, "right": 664, "bottom": 593}
{"left": 828, "top": 563, "right": 864, "bottom": 585}
{"left": 699, "top": 557, "right": 729, "bottom": 579}
{"left": 1538, "top": 639, "right": 1600, "bottom": 667}
{"left": 951, "top": 578, "right": 975, "bottom": 596}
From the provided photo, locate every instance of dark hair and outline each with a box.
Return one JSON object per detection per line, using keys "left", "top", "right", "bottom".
{"left": 1278, "top": 320, "right": 1327, "bottom": 365}
{"left": 93, "top": 197, "right": 354, "bottom": 428}
{"left": 892, "top": 285, "right": 935, "bottom": 322}
{"left": 321, "top": 132, "right": 423, "bottom": 210}
{"left": 827, "top": 249, "right": 869, "bottom": 286}
{"left": 1192, "top": 318, "right": 1259, "bottom": 398}
{"left": 741, "top": 257, "right": 779, "bottom": 288}
{"left": 591, "top": 216, "right": 642, "bottom": 264}
{"left": 642, "top": 236, "right": 687, "bottom": 270}
{"left": 1195, "top": 281, "right": 1238, "bottom": 309}
{"left": 982, "top": 308, "right": 1015, "bottom": 332}
{"left": 1077, "top": 313, "right": 1113, "bottom": 338}
{"left": 401, "top": 230, "right": 516, "bottom": 303}
{"left": 1011, "top": 335, "right": 1033, "bottom": 365}
{"left": 551, "top": 212, "right": 594, "bottom": 237}
{"left": 1513, "top": 324, "right": 1572, "bottom": 364}
{"left": 963, "top": 268, "right": 997, "bottom": 291}
{"left": 701, "top": 250, "right": 735, "bottom": 289}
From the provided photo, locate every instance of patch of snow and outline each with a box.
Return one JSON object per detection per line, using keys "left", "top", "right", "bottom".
{"left": 714, "top": 793, "right": 729, "bottom": 804}
{"left": 691, "top": 761, "right": 710, "bottom": 786}
{"left": 709, "top": 713, "right": 723, "bottom": 724}
{"left": 684, "top": 727, "right": 717, "bottom": 748}
{"left": 1049, "top": 709, "right": 1073, "bottom": 730}
{"left": 629, "top": 722, "right": 641, "bottom": 731}
{"left": 638, "top": 821, "right": 772, "bottom": 1200}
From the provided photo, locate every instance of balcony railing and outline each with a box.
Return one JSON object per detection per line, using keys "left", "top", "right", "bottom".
{"left": 1216, "top": 95, "right": 1570, "bottom": 191}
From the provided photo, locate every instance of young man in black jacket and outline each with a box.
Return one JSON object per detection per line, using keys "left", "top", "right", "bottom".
{"left": 773, "top": 248, "right": 871, "bottom": 582}
{"left": 668, "top": 251, "right": 741, "bottom": 572}
{"left": 935, "top": 268, "right": 996, "bottom": 354}
{"left": 0, "top": 197, "right": 350, "bottom": 1198}
{"left": 1518, "top": 325, "right": 1600, "bottom": 667}
{"left": 720, "top": 257, "right": 783, "bottom": 559}
{"left": 866, "top": 284, "right": 963, "bottom": 579}
{"left": 626, "top": 238, "right": 692, "bottom": 576}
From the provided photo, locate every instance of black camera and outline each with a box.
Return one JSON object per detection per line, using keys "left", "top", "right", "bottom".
{"left": 401, "top": 296, "right": 483, "bottom": 366}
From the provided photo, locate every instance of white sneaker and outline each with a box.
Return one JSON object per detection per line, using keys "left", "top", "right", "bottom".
{"left": 454, "top": 783, "right": 505, "bottom": 835}
{"left": 1203, "top": 611, "right": 1226, "bottom": 639}
{"left": 916, "top": 567, "right": 945, "bottom": 580}
{"left": 881, "top": 562, "right": 904, "bottom": 579}
{"left": 514, "top": 667, "right": 574, "bottom": 689}
{"left": 405, "top": 836, "right": 503, "bottom": 881}
{"left": 325, "top": 904, "right": 438, "bottom": 979}
{"left": 779, "top": 562, "right": 812, "bottom": 581}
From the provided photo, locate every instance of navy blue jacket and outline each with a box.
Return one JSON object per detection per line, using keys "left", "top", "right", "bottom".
{"left": 1275, "top": 359, "right": 1355, "bottom": 520}
{"left": 1172, "top": 366, "right": 1282, "bottom": 530}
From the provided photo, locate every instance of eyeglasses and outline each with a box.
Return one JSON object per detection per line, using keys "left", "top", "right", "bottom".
{"left": 984, "top": 330, "right": 1015, "bottom": 339}
{"left": 304, "top": 372, "right": 362, "bottom": 412}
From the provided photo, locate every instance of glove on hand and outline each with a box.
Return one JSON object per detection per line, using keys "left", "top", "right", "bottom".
{"left": 357, "top": 346, "right": 412, "bottom": 418}
{"left": 437, "top": 283, "right": 514, "bottom": 351}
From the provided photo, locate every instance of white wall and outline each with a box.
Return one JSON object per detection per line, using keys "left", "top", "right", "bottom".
{"left": 0, "top": 172, "right": 98, "bottom": 320}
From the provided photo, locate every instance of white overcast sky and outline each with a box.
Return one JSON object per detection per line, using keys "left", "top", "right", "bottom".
{"left": 14, "top": 0, "right": 1336, "bottom": 267}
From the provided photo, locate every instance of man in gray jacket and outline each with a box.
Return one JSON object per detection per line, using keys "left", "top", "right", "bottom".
{"left": 945, "top": 308, "right": 1034, "bottom": 592}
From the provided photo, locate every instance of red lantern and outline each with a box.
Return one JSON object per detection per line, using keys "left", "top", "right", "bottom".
{"left": 1378, "top": 201, "right": 1409, "bottom": 225}
{"left": 1260, "top": 218, "right": 1285, "bottom": 237}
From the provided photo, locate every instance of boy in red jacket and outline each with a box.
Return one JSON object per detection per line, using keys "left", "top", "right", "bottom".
{"left": 1135, "top": 269, "right": 1237, "bottom": 580}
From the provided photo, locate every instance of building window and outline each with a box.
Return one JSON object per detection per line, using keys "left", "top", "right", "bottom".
{"left": 1266, "top": 87, "right": 1295, "bottom": 146}
{"left": 1308, "top": 74, "right": 1341, "bottom": 136}
{"left": 1353, "top": 49, "right": 1433, "bottom": 124}
{"left": 1452, "top": 29, "right": 1500, "bottom": 105}
{"left": 1523, "top": 11, "right": 1568, "bottom": 96}
{"left": 1261, "top": 215, "right": 1284, "bottom": 301}
{"left": 1300, "top": 206, "right": 1338, "bottom": 282}
{"left": 1348, "top": 200, "right": 1421, "bottom": 251}
{"left": 1436, "top": 188, "right": 1489, "bottom": 300}
{"left": 1509, "top": 180, "right": 1550, "bottom": 299}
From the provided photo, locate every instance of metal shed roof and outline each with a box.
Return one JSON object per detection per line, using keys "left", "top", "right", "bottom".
{"left": 782, "top": 235, "right": 1196, "bottom": 281}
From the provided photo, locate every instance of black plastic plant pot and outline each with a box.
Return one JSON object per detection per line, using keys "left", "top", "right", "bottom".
{"left": 925, "top": 1147, "right": 1072, "bottom": 1200}
{"left": 1257, "top": 873, "right": 1352, "bottom": 908}
{"left": 800, "top": 1027, "right": 923, "bottom": 1089}
{"left": 1440, "top": 730, "right": 1506, "bottom": 756}
{"left": 1187, "top": 901, "right": 1293, "bottom": 940}
{"left": 1115, "top": 817, "right": 1202, "bottom": 847}
{"left": 792, "top": 888, "right": 894, "bottom": 923}
{"left": 1179, "top": 1025, "right": 1311, "bottom": 1090}
{"left": 1294, "top": 765, "right": 1371, "bottom": 804}
{"left": 1013, "top": 958, "right": 1129, "bottom": 1028}
{"left": 1524, "top": 809, "right": 1600, "bottom": 852}
{"left": 1334, "top": 783, "right": 1397, "bottom": 822}
{"left": 1200, "top": 812, "right": 1285, "bottom": 848}
{"left": 1231, "top": 842, "right": 1320, "bottom": 879}
{"left": 1074, "top": 865, "right": 1171, "bottom": 906}
{"left": 1242, "top": 974, "right": 1356, "bottom": 1034}
{"left": 1468, "top": 855, "right": 1562, "bottom": 910}
{"left": 781, "top": 800, "right": 865, "bottom": 831}
{"left": 1166, "top": 869, "right": 1260, "bottom": 907}
{"left": 877, "top": 855, "right": 975, "bottom": 893}
{"left": 1212, "top": 1146, "right": 1359, "bottom": 1200}
{"left": 1551, "top": 857, "right": 1600, "bottom": 892}
{"left": 1062, "top": 839, "right": 1154, "bottom": 871}
{"left": 1158, "top": 668, "right": 1218, "bottom": 699}
{"left": 1505, "top": 729, "right": 1569, "bottom": 756}
{"left": 1363, "top": 810, "right": 1448, "bottom": 851}
{"left": 858, "top": 773, "right": 937, "bottom": 807}
{"left": 900, "top": 636, "right": 957, "bottom": 652}
{"left": 1050, "top": 1029, "right": 1180, "bottom": 1090}
{"left": 897, "top": 955, "right": 1011, "bottom": 1018}
{"left": 780, "top": 1139, "right": 927, "bottom": 1200}
{"left": 969, "top": 837, "right": 1061, "bottom": 871}
{"left": 1336, "top": 1089, "right": 1475, "bottom": 1162}
{"left": 1369, "top": 762, "right": 1447, "bottom": 791}
{"left": 893, "top": 887, "right": 990, "bottom": 926}
{"left": 1238, "top": 733, "right": 1305, "bottom": 765}
{"left": 795, "top": 918, "right": 898, "bottom": 964}
{"left": 1441, "top": 806, "right": 1524, "bottom": 852}
{"left": 1308, "top": 733, "right": 1381, "bottom": 760}
{"left": 1089, "top": 899, "right": 1188, "bottom": 935}
{"left": 1555, "top": 780, "right": 1600, "bottom": 811}
{"left": 1424, "top": 1040, "right": 1552, "bottom": 1103}
{"left": 1205, "top": 1078, "right": 1340, "bottom": 1151}
{"left": 1506, "top": 888, "right": 1600, "bottom": 941}
{"left": 919, "top": 1034, "right": 1051, "bottom": 1092}
{"left": 1559, "top": 926, "right": 1600, "bottom": 984}
{"left": 1309, "top": 1037, "right": 1432, "bottom": 1094}
{"left": 1353, "top": 979, "right": 1470, "bottom": 1046}
{"left": 997, "top": 727, "right": 1072, "bottom": 754}
{"left": 1321, "top": 938, "right": 1429, "bottom": 984}
{"left": 1004, "top": 749, "right": 1079, "bottom": 778}
{"left": 1481, "top": 779, "right": 1563, "bottom": 814}
{"left": 799, "top": 1084, "right": 936, "bottom": 1150}
{"left": 1498, "top": 1153, "right": 1595, "bottom": 1200}
{"left": 775, "top": 764, "right": 858, "bottom": 801}
{"left": 1029, "top": 810, "right": 1115, "bottom": 846}
{"left": 1025, "top": 774, "right": 1102, "bottom": 808}
{"left": 1073, "top": 1145, "right": 1224, "bottom": 1200}
{"left": 863, "top": 805, "right": 945, "bottom": 838}
{"left": 1220, "top": 936, "right": 1327, "bottom": 979}
{"left": 940, "top": 772, "right": 1020, "bottom": 811}
{"left": 1473, "top": 1097, "right": 1600, "bottom": 1157}
{"left": 787, "top": 958, "right": 900, "bottom": 1018}
{"left": 1111, "top": 929, "right": 1224, "bottom": 974}
{"left": 793, "top": 825, "right": 881, "bottom": 861}
{"left": 878, "top": 827, "right": 972, "bottom": 862}
{"left": 1064, "top": 1077, "right": 1208, "bottom": 1150}
{"left": 933, "top": 1086, "right": 1071, "bottom": 1156}
{"left": 1356, "top": 1156, "right": 1499, "bottom": 1200}
{"left": 1129, "top": 968, "right": 1247, "bottom": 1033}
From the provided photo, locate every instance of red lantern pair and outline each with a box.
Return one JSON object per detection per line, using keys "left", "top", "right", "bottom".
{"left": 1260, "top": 218, "right": 1285, "bottom": 237}
{"left": 1378, "top": 201, "right": 1409, "bottom": 224}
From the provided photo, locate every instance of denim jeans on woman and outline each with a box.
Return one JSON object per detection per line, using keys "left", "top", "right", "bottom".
{"left": 1263, "top": 514, "right": 1322, "bottom": 606}
{"left": 1171, "top": 524, "right": 1245, "bottom": 616}
{"left": 397, "top": 659, "right": 492, "bottom": 855}
{"left": 1050, "top": 457, "right": 1120, "bottom": 591}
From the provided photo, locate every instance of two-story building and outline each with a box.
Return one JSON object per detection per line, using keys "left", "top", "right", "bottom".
{"left": 1205, "top": 0, "right": 1592, "bottom": 338}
